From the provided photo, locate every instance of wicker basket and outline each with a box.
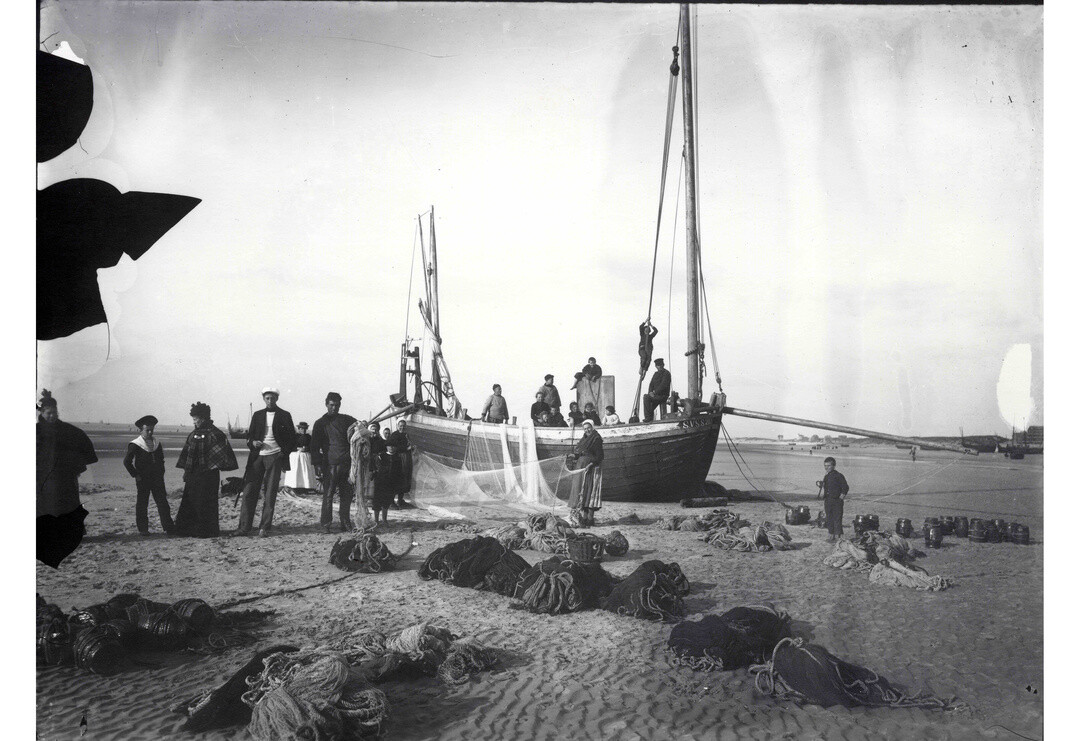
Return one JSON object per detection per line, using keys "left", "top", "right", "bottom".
{"left": 566, "top": 534, "right": 605, "bottom": 563}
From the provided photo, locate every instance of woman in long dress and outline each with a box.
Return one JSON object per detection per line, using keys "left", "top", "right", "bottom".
{"left": 283, "top": 422, "right": 317, "bottom": 491}
{"left": 568, "top": 419, "right": 604, "bottom": 528}
{"left": 175, "top": 402, "right": 238, "bottom": 537}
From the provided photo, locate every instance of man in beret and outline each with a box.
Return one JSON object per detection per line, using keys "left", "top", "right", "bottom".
{"left": 237, "top": 387, "right": 297, "bottom": 537}
{"left": 123, "top": 414, "right": 174, "bottom": 535}
{"left": 311, "top": 391, "right": 358, "bottom": 533}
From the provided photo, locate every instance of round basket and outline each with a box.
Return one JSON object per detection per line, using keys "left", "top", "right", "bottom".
{"left": 566, "top": 534, "right": 605, "bottom": 563}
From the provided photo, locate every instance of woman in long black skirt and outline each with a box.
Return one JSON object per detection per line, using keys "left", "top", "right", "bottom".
{"left": 568, "top": 419, "right": 604, "bottom": 527}
{"left": 175, "top": 402, "right": 238, "bottom": 537}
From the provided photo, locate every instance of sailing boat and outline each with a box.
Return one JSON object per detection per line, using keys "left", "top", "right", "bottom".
{"left": 389, "top": 5, "right": 972, "bottom": 504}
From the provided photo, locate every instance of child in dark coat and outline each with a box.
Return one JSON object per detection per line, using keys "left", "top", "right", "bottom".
{"left": 123, "top": 415, "right": 175, "bottom": 535}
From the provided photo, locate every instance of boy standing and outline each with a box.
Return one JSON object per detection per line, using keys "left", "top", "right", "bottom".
{"left": 123, "top": 415, "right": 175, "bottom": 535}
{"left": 820, "top": 456, "right": 849, "bottom": 542}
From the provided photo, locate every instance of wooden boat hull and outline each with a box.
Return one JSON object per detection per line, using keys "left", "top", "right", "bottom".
{"left": 405, "top": 408, "right": 722, "bottom": 502}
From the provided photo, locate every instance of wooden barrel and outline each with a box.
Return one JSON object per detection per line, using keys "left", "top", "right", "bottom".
{"left": 941, "top": 516, "right": 955, "bottom": 535}
{"left": 924, "top": 524, "right": 944, "bottom": 549}
{"left": 969, "top": 520, "right": 989, "bottom": 542}
{"left": 984, "top": 523, "right": 1003, "bottom": 543}
{"left": 865, "top": 515, "right": 880, "bottom": 532}
{"left": 795, "top": 506, "right": 811, "bottom": 524}
{"left": 953, "top": 516, "right": 969, "bottom": 538}
{"left": 895, "top": 518, "right": 913, "bottom": 538}
{"left": 1009, "top": 523, "right": 1030, "bottom": 545}
{"left": 73, "top": 626, "right": 125, "bottom": 676}
{"left": 785, "top": 508, "right": 800, "bottom": 526}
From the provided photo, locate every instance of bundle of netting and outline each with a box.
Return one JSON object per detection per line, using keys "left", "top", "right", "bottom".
{"left": 822, "top": 539, "right": 875, "bottom": 571}
{"left": 418, "top": 536, "right": 529, "bottom": 595}
{"left": 868, "top": 560, "right": 952, "bottom": 591}
{"left": 654, "top": 510, "right": 748, "bottom": 534}
{"left": 702, "top": 521, "right": 793, "bottom": 552}
{"left": 437, "top": 640, "right": 501, "bottom": 685}
{"left": 243, "top": 649, "right": 389, "bottom": 740}
{"left": 604, "top": 530, "right": 630, "bottom": 557}
{"left": 439, "top": 521, "right": 484, "bottom": 534}
{"left": 854, "top": 531, "right": 915, "bottom": 564}
{"left": 750, "top": 637, "right": 967, "bottom": 711}
{"left": 668, "top": 605, "right": 791, "bottom": 671}
{"left": 330, "top": 533, "right": 415, "bottom": 573}
{"left": 482, "top": 523, "right": 527, "bottom": 550}
{"left": 602, "top": 561, "right": 689, "bottom": 622}
{"left": 513, "top": 557, "right": 618, "bottom": 615}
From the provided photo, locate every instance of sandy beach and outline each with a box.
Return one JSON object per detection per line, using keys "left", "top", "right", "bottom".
{"left": 37, "top": 436, "right": 1043, "bottom": 740}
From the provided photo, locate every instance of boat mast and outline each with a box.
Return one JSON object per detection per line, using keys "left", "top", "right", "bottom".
{"left": 428, "top": 206, "right": 443, "bottom": 411}
{"left": 680, "top": 3, "right": 703, "bottom": 404}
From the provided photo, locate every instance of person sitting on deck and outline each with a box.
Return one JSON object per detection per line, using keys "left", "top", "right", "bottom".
{"left": 536, "top": 411, "right": 552, "bottom": 427}
{"left": 583, "top": 402, "right": 602, "bottom": 427}
{"left": 567, "top": 402, "right": 584, "bottom": 427}
{"left": 602, "top": 405, "right": 621, "bottom": 426}
{"left": 531, "top": 392, "right": 551, "bottom": 423}
{"left": 572, "top": 357, "right": 603, "bottom": 390}
{"left": 548, "top": 408, "right": 569, "bottom": 427}
{"left": 481, "top": 384, "right": 509, "bottom": 423}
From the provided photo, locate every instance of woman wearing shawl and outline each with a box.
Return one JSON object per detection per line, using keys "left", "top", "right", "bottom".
{"left": 175, "top": 402, "right": 238, "bottom": 537}
{"left": 568, "top": 419, "right": 604, "bottom": 528}
{"left": 37, "top": 392, "right": 97, "bottom": 568}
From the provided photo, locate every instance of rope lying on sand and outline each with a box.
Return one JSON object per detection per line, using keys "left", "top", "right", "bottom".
{"left": 701, "top": 521, "right": 794, "bottom": 552}
{"left": 329, "top": 532, "right": 416, "bottom": 573}
{"left": 750, "top": 637, "right": 967, "bottom": 711}
{"left": 669, "top": 605, "right": 791, "bottom": 671}
{"left": 823, "top": 532, "right": 952, "bottom": 591}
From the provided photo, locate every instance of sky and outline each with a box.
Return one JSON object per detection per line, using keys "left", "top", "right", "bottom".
{"left": 35, "top": 1, "right": 1043, "bottom": 438}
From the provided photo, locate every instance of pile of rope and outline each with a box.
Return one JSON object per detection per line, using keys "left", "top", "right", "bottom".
{"left": 482, "top": 523, "right": 527, "bottom": 550}
{"left": 823, "top": 534, "right": 951, "bottom": 591}
{"left": 241, "top": 649, "right": 388, "bottom": 740}
{"left": 37, "top": 592, "right": 273, "bottom": 674}
{"left": 512, "top": 557, "right": 618, "bottom": 615}
{"left": 518, "top": 513, "right": 576, "bottom": 554}
{"left": 668, "top": 605, "right": 791, "bottom": 671}
{"left": 438, "top": 521, "right": 484, "bottom": 534}
{"left": 654, "top": 509, "right": 748, "bottom": 533}
{"left": 329, "top": 533, "right": 415, "bottom": 573}
{"left": 701, "top": 521, "right": 794, "bottom": 552}
{"left": 750, "top": 637, "right": 967, "bottom": 711}
{"left": 601, "top": 560, "right": 690, "bottom": 622}
{"left": 418, "top": 536, "right": 530, "bottom": 597}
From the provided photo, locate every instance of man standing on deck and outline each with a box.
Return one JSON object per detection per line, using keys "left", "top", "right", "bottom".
{"left": 481, "top": 384, "right": 509, "bottom": 423}
{"left": 643, "top": 358, "right": 672, "bottom": 422}
{"left": 820, "top": 456, "right": 849, "bottom": 542}
{"left": 311, "top": 392, "right": 359, "bottom": 533}
{"left": 237, "top": 387, "right": 297, "bottom": 537}
{"left": 537, "top": 374, "right": 561, "bottom": 412}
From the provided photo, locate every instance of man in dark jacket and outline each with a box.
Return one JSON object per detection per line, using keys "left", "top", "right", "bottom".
{"left": 123, "top": 414, "right": 174, "bottom": 535}
{"left": 530, "top": 392, "right": 551, "bottom": 423}
{"left": 37, "top": 392, "right": 97, "bottom": 567}
{"left": 311, "top": 391, "right": 358, "bottom": 532}
{"left": 643, "top": 358, "right": 672, "bottom": 422}
{"left": 237, "top": 387, "right": 297, "bottom": 536}
{"left": 819, "top": 456, "right": 850, "bottom": 542}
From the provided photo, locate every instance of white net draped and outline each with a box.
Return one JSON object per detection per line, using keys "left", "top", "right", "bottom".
{"left": 409, "top": 421, "right": 581, "bottom": 521}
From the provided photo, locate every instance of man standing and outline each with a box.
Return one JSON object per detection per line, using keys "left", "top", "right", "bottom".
{"left": 37, "top": 392, "right": 97, "bottom": 567}
{"left": 311, "top": 392, "right": 358, "bottom": 533}
{"left": 123, "top": 414, "right": 174, "bottom": 535}
{"left": 820, "top": 456, "right": 850, "bottom": 542}
{"left": 480, "top": 384, "right": 509, "bottom": 423}
{"left": 643, "top": 358, "right": 672, "bottom": 422}
{"left": 237, "top": 387, "right": 297, "bottom": 537}
{"left": 537, "top": 374, "right": 561, "bottom": 412}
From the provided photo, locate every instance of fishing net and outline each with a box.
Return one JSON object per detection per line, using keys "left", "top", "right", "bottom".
{"left": 418, "top": 536, "right": 528, "bottom": 593}
{"left": 604, "top": 530, "right": 630, "bottom": 556}
{"left": 437, "top": 640, "right": 501, "bottom": 685}
{"left": 602, "top": 561, "right": 688, "bottom": 622}
{"left": 868, "top": 561, "right": 952, "bottom": 591}
{"left": 750, "top": 637, "right": 966, "bottom": 711}
{"left": 407, "top": 421, "right": 585, "bottom": 521}
{"left": 702, "top": 521, "right": 793, "bottom": 552}
{"left": 669, "top": 605, "right": 791, "bottom": 671}
{"left": 329, "top": 534, "right": 406, "bottom": 573}
{"left": 513, "top": 557, "right": 618, "bottom": 615}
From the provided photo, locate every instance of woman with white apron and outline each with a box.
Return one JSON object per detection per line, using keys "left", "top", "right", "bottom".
{"left": 283, "top": 422, "right": 317, "bottom": 491}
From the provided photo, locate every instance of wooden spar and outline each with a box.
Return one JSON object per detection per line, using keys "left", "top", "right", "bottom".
{"left": 721, "top": 406, "right": 977, "bottom": 455}
{"left": 428, "top": 206, "right": 443, "bottom": 411}
{"left": 680, "top": 4, "right": 703, "bottom": 403}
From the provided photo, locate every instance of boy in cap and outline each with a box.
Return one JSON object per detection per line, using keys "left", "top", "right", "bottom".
{"left": 123, "top": 415, "right": 174, "bottom": 535}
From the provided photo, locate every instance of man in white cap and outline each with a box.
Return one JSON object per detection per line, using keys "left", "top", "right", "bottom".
{"left": 236, "top": 387, "right": 297, "bottom": 537}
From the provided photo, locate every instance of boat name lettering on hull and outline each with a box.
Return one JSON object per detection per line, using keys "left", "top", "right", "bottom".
{"left": 677, "top": 418, "right": 711, "bottom": 429}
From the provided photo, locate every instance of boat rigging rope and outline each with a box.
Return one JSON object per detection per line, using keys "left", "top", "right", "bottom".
{"left": 403, "top": 219, "right": 421, "bottom": 346}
